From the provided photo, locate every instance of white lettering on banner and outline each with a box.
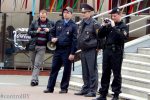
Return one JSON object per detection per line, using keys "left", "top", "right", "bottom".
{"left": 15, "top": 28, "right": 29, "bottom": 32}
{"left": 13, "top": 28, "right": 31, "bottom": 41}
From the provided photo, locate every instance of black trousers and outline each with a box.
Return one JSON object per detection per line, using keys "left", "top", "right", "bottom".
{"left": 47, "top": 48, "right": 72, "bottom": 91}
{"left": 80, "top": 48, "right": 98, "bottom": 94}
{"left": 99, "top": 48, "right": 123, "bottom": 95}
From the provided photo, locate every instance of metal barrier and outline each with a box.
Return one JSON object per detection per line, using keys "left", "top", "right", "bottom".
{"left": 126, "top": 16, "right": 150, "bottom": 26}
{"left": 122, "top": 7, "right": 150, "bottom": 19}
{"left": 129, "top": 24, "right": 150, "bottom": 33}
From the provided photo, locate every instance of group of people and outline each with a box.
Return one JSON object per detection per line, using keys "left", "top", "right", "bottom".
{"left": 28, "top": 3, "right": 128, "bottom": 100}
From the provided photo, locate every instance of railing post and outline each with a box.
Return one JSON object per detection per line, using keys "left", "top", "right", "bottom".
{"left": 148, "top": 93, "right": 150, "bottom": 100}
{"left": 125, "top": 0, "right": 131, "bottom": 24}
{"left": 0, "top": 13, "right": 6, "bottom": 62}
{"left": 146, "top": 19, "right": 150, "bottom": 34}
{"left": 27, "top": 11, "right": 33, "bottom": 26}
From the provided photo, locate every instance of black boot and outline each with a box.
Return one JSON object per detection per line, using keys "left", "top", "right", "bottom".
{"left": 30, "top": 81, "right": 38, "bottom": 86}
{"left": 59, "top": 89, "right": 68, "bottom": 94}
{"left": 111, "top": 94, "right": 119, "bottom": 100}
{"left": 74, "top": 91, "right": 87, "bottom": 95}
{"left": 43, "top": 89, "right": 53, "bottom": 93}
{"left": 92, "top": 95, "right": 107, "bottom": 100}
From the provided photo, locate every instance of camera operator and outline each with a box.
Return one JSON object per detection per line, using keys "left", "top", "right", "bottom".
{"left": 93, "top": 8, "right": 129, "bottom": 100}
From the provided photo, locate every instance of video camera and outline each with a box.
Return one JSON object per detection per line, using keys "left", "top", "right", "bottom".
{"left": 104, "top": 18, "right": 111, "bottom": 27}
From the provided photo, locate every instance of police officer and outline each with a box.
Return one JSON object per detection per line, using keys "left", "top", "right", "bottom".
{"left": 28, "top": 9, "right": 54, "bottom": 86}
{"left": 94, "top": 8, "right": 129, "bottom": 100}
{"left": 74, "top": 3, "right": 101, "bottom": 97}
{"left": 43, "top": 6, "right": 77, "bottom": 93}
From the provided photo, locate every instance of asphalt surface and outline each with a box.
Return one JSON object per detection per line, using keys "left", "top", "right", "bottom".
{"left": 0, "top": 75, "right": 111, "bottom": 100}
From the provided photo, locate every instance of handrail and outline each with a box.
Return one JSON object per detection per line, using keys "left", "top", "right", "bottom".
{"left": 76, "top": 0, "right": 144, "bottom": 53}
{"left": 93, "top": 0, "right": 143, "bottom": 19}
{"left": 76, "top": 23, "right": 150, "bottom": 53}
{"left": 76, "top": 0, "right": 144, "bottom": 25}
{"left": 122, "top": 7, "right": 150, "bottom": 19}
{"left": 129, "top": 24, "right": 150, "bottom": 33}
{"left": 127, "top": 16, "right": 150, "bottom": 25}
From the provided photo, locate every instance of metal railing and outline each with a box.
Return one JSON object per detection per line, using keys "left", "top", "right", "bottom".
{"left": 93, "top": 0, "right": 144, "bottom": 19}
{"left": 129, "top": 24, "right": 150, "bottom": 33}
{"left": 122, "top": 7, "right": 150, "bottom": 19}
{"left": 76, "top": 0, "right": 145, "bottom": 53}
{"left": 126, "top": 16, "right": 150, "bottom": 26}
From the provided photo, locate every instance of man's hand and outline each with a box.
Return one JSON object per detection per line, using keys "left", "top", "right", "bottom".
{"left": 37, "top": 27, "right": 42, "bottom": 32}
{"left": 43, "top": 28, "right": 49, "bottom": 32}
{"left": 110, "top": 19, "right": 115, "bottom": 27}
{"left": 68, "top": 54, "right": 75, "bottom": 61}
{"left": 51, "top": 38, "right": 58, "bottom": 43}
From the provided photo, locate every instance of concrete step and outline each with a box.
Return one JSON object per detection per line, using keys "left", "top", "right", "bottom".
{"left": 98, "top": 64, "right": 150, "bottom": 80}
{"left": 122, "top": 84, "right": 150, "bottom": 98}
{"left": 64, "top": 80, "right": 147, "bottom": 100}
{"left": 70, "top": 75, "right": 150, "bottom": 98}
{"left": 71, "top": 72, "right": 150, "bottom": 89}
{"left": 122, "top": 59, "right": 150, "bottom": 71}
{"left": 122, "top": 75, "right": 150, "bottom": 89}
{"left": 124, "top": 53, "right": 150, "bottom": 63}
{"left": 122, "top": 67, "right": 150, "bottom": 80}
{"left": 137, "top": 48, "right": 150, "bottom": 55}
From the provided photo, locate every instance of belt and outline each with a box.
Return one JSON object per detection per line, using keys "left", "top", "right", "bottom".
{"left": 105, "top": 44, "right": 123, "bottom": 51}
{"left": 57, "top": 45, "right": 71, "bottom": 49}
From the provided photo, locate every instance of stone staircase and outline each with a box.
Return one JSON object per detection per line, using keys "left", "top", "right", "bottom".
{"left": 66, "top": 47, "right": 150, "bottom": 100}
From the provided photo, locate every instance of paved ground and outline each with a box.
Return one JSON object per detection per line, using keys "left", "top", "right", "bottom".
{"left": 0, "top": 75, "right": 111, "bottom": 100}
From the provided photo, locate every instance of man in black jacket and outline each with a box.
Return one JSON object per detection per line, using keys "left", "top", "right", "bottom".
{"left": 74, "top": 3, "right": 101, "bottom": 97}
{"left": 43, "top": 6, "right": 77, "bottom": 94}
{"left": 28, "top": 9, "right": 54, "bottom": 86}
{"left": 94, "top": 8, "right": 129, "bottom": 100}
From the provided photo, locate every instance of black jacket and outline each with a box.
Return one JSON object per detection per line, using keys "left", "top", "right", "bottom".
{"left": 50, "top": 19, "right": 77, "bottom": 55}
{"left": 77, "top": 17, "right": 101, "bottom": 50}
{"left": 98, "top": 20, "right": 129, "bottom": 47}
{"left": 28, "top": 18, "right": 54, "bottom": 43}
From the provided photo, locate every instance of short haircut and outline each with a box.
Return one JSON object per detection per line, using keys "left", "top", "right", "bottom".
{"left": 40, "top": 9, "right": 47, "bottom": 14}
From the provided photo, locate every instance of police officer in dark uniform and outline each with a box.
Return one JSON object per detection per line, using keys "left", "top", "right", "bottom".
{"left": 43, "top": 6, "right": 77, "bottom": 93}
{"left": 94, "top": 8, "right": 129, "bottom": 100}
{"left": 74, "top": 3, "right": 101, "bottom": 97}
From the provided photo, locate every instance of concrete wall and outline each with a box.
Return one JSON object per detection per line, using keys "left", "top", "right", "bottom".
{"left": 1, "top": 0, "right": 39, "bottom": 13}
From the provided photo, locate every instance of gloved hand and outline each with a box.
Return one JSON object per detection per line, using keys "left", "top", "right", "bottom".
{"left": 102, "top": 18, "right": 110, "bottom": 26}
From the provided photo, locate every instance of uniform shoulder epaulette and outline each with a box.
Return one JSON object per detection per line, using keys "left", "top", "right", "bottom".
{"left": 93, "top": 19, "right": 99, "bottom": 25}
{"left": 56, "top": 20, "right": 63, "bottom": 24}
